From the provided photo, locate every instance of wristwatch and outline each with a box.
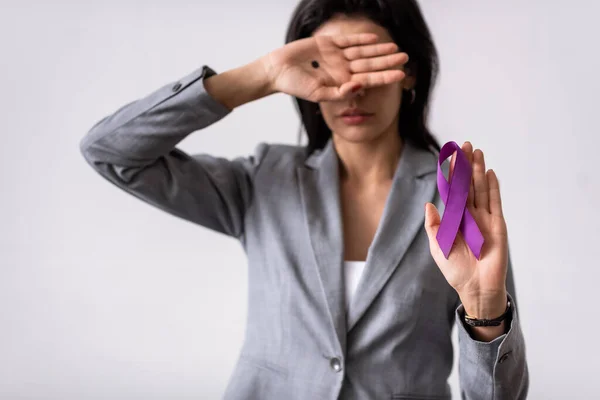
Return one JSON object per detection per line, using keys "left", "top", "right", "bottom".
{"left": 463, "top": 299, "right": 512, "bottom": 327}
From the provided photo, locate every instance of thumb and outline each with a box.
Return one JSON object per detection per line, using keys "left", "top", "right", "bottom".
{"left": 339, "top": 81, "right": 363, "bottom": 98}
{"left": 424, "top": 202, "right": 441, "bottom": 240}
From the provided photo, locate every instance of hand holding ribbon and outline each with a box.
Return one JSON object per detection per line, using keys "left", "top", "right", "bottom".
{"left": 424, "top": 141, "right": 509, "bottom": 320}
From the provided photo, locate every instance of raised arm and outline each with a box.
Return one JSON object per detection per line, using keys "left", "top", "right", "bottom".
{"left": 80, "top": 34, "right": 409, "bottom": 236}
{"left": 79, "top": 60, "right": 274, "bottom": 237}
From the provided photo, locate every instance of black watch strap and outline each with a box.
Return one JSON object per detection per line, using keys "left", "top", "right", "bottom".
{"left": 464, "top": 300, "right": 511, "bottom": 327}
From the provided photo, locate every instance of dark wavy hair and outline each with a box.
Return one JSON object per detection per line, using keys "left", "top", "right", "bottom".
{"left": 285, "top": 0, "right": 441, "bottom": 156}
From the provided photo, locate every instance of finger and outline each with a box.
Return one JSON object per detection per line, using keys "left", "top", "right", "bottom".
{"left": 487, "top": 169, "right": 503, "bottom": 217}
{"left": 424, "top": 202, "right": 442, "bottom": 255}
{"left": 424, "top": 202, "right": 441, "bottom": 237}
{"left": 312, "top": 85, "right": 344, "bottom": 101}
{"left": 449, "top": 150, "right": 456, "bottom": 180}
{"left": 332, "top": 33, "right": 379, "bottom": 48}
{"left": 350, "top": 70, "right": 405, "bottom": 88}
{"left": 349, "top": 52, "right": 408, "bottom": 73}
{"left": 314, "top": 82, "right": 362, "bottom": 101}
{"left": 473, "top": 149, "right": 489, "bottom": 212}
{"left": 461, "top": 142, "right": 475, "bottom": 208}
{"left": 343, "top": 42, "right": 400, "bottom": 60}
{"left": 338, "top": 81, "right": 363, "bottom": 98}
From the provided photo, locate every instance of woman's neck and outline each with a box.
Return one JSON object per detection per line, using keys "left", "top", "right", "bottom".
{"left": 333, "top": 130, "right": 403, "bottom": 187}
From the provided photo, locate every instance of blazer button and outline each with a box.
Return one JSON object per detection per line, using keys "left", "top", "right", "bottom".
{"left": 172, "top": 82, "right": 182, "bottom": 92}
{"left": 330, "top": 357, "right": 342, "bottom": 372}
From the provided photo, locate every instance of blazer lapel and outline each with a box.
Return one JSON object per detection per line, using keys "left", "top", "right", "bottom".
{"left": 297, "top": 140, "right": 347, "bottom": 354}
{"left": 345, "top": 141, "right": 438, "bottom": 333}
{"left": 296, "top": 138, "right": 439, "bottom": 348}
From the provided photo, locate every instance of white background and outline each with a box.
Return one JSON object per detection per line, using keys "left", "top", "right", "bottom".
{"left": 1, "top": 1, "right": 598, "bottom": 398}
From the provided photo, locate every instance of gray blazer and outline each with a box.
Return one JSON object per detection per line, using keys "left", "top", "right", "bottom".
{"left": 80, "top": 65, "right": 529, "bottom": 399}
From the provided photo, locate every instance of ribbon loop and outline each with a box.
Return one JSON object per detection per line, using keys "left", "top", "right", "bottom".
{"left": 436, "top": 141, "right": 484, "bottom": 259}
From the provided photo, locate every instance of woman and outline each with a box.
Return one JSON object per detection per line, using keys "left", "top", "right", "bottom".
{"left": 80, "top": 0, "right": 529, "bottom": 398}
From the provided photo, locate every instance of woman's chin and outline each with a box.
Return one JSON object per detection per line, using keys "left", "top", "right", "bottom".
{"left": 333, "top": 127, "right": 384, "bottom": 144}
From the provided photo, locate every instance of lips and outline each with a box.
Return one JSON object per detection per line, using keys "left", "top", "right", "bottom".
{"left": 340, "top": 114, "right": 373, "bottom": 125}
{"left": 340, "top": 107, "right": 373, "bottom": 117}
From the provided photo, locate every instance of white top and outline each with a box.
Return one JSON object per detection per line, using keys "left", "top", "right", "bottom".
{"left": 343, "top": 261, "right": 367, "bottom": 312}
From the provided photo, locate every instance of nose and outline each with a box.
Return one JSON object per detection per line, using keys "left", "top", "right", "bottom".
{"left": 348, "top": 87, "right": 366, "bottom": 99}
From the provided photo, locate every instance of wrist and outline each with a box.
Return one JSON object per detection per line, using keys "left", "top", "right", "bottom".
{"left": 204, "top": 58, "right": 277, "bottom": 111}
{"left": 240, "top": 57, "right": 279, "bottom": 103}
{"left": 257, "top": 54, "right": 280, "bottom": 96}
{"left": 460, "top": 289, "right": 508, "bottom": 320}
{"left": 460, "top": 291, "right": 511, "bottom": 342}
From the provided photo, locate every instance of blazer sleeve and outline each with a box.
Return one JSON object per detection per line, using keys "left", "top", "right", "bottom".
{"left": 79, "top": 64, "right": 268, "bottom": 238}
{"left": 455, "top": 245, "right": 530, "bottom": 399}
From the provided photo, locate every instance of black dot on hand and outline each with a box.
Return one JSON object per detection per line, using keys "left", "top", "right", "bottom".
{"left": 311, "top": 60, "right": 320, "bottom": 69}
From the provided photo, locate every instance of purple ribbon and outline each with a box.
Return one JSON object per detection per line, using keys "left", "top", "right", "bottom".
{"left": 436, "top": 141, "right": 484, "bottom": 260}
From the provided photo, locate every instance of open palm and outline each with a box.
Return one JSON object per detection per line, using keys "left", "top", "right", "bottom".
{"left": 424, "top": 142, "right": 508, "bottom": 302}
{"left": 264, "top": 33, "right": 408, "bottom": 102}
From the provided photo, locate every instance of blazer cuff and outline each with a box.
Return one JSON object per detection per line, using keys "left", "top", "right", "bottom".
{"left": 456, "top": 292, "right": 524, "bottom": 368}
{"left": 177, "top": 64, "right": 233, "bottom": 119}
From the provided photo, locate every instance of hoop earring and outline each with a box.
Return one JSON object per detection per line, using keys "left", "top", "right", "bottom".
{"left": 409, "top": 89, "right": 416, "bottom": 104}
{"left": 403, "top": 88, "right": 416, "bottom": 105}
